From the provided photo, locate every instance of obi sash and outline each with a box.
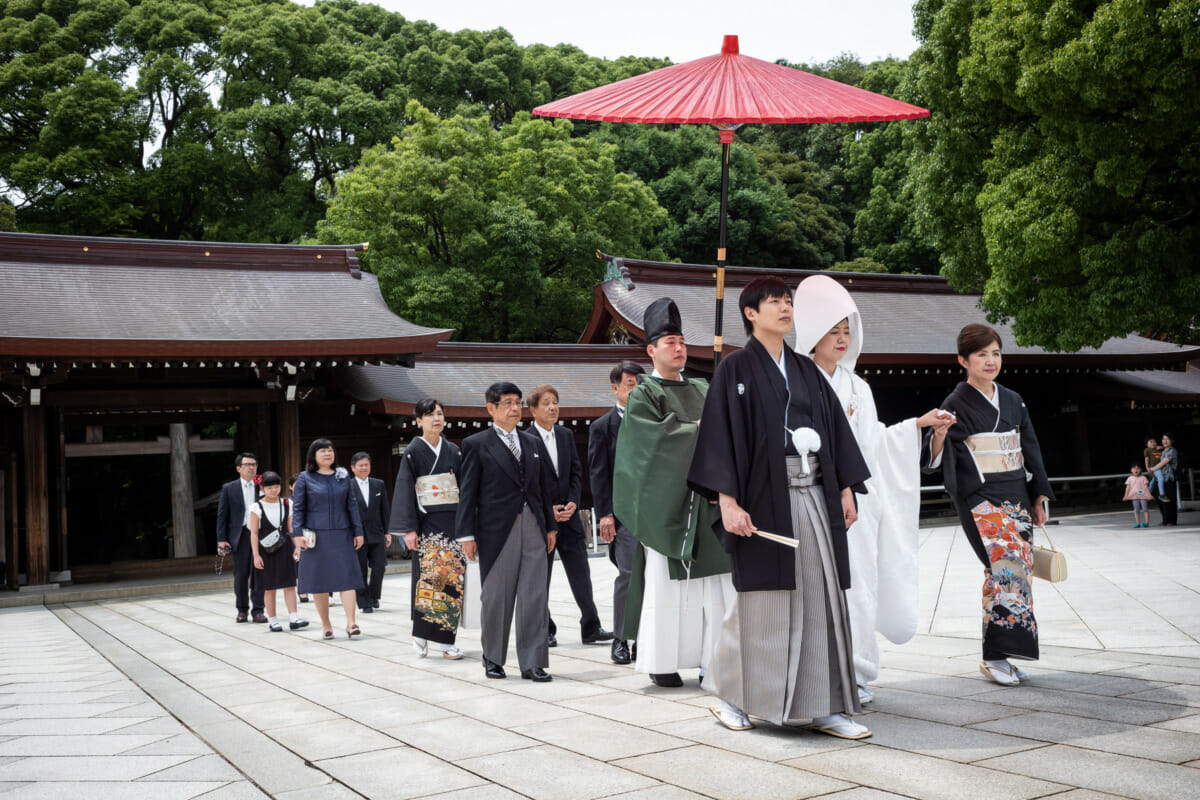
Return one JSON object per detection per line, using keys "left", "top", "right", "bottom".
{"left": 964, "top": 430, "right": 1027, "bottom": 483}
{"left": 416, "top": 472, "right": 458, "bottom": 512}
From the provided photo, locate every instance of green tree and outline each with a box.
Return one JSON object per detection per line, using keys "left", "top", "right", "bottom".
{"left": 316, "top": 101, "right": 668, "bottom": 342}
{"left": 908, "top": 0, "right": 1200, "bottom": 349}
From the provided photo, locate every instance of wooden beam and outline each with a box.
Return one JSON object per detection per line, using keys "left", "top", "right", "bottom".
{"left": 277, "top": 402, "right": 301, "bottom": 483}
{"left": 22, "top": 405, "right": 49, "bottom": 585}
{"left": 169, "top": 424, "right": 198, "bottom": 558}
{"left": 47, "top": 388, "right": 280, "bottom": 409}
{"left": 65, "top": 436, "right": 233, "bottom": 458}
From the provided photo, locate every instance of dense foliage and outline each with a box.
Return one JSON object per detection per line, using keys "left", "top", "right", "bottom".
{"left": 907, "top": 0, "right": 1200, "bottom": 349}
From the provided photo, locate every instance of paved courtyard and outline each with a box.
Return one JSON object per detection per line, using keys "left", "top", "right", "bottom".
{"left": 1, "top": 509, "right": 1198, "bottom": 799}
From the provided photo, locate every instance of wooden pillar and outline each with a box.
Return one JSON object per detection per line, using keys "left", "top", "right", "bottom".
{"left": 4, "top": 450, "right": 16, "bottom": 589}
{"left": 22, "top": 405, "right": 49, "bottom": 586}
{"left": 169, "top": 423, "right": 197, "bottom": 558}
{"left": 277, "top": 402, "right": 301, "bottom": 482}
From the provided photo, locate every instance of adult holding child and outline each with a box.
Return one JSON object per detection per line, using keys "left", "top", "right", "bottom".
{"left": 389, "top": 398, "right": 467, "bottom": 660}
{"left": 1151, "top": 433, "right": 1179, "bottom": 526}
{"left": 249, "top": 471, "right": 308, "bottom": 632}
{"left": 292, "top": 438, "right": 366, "bottom": 639}
{"left": 925, "top": 323, "right": 1054, "bottom": 687}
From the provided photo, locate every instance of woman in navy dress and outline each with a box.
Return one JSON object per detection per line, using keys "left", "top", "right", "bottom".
{"left": 292, "top": 438, "right": 366, "bottom": 639}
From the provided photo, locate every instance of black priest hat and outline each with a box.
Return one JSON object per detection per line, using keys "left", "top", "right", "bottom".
{"left": 643, "top": 297, "right": 683, "bottom": 343}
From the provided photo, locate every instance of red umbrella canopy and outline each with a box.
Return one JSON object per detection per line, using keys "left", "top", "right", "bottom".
{"left": 532, "top": 35, "right": 929, "bottom": 125}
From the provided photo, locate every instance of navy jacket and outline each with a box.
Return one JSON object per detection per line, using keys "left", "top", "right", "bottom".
{"left": 291, "top": 470, "right": 365, "bottom": 537}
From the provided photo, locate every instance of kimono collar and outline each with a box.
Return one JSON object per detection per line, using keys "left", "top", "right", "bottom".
{"left": 417, "top": 435, "right": 443, "bottom": 459}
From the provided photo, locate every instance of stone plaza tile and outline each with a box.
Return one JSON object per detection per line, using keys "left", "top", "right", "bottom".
{"left": 1012, "top": 669, "right": 1171, "bottom": 698}
{"left": 1153, "top": 713, "right": 1200, "bottom": 734}
{"left": 0, "top": 717, "right": 152, "bottom": 736}
{"left": 513, "top": 714, "right": 690, "bottom": 762}
{"left": 419, "top": 783, "right": 531, "bottom": 799}
{"left": 442, "top": 691, "right": 578, "bottom": 727}
{"left": 489, "top": 674, "right": 614, "bottom": 702}
{"left": 559, "top": 691, "right": 711, "bottom": 727}
{"left": 272, "top": 782, "right": 364, "bottom": 800}
{"left": 461, "top": 743, "right": 658, "bottom": 799}
{"left": 616, "top": 743, "right": 852, "bottom": 800}
{"left": 316, "top": 745, "right": 487, "bottom": 799}
{"left": 226, "top": 698, "right": 342, "bottom": 729}
{"left": 870, "top": 667, "right": 997, "bottom": 698}
{"left": 860, "top": 712, "right": 1043, "bottom": 762}
{"left": 972, "top": 710, "right": 1200, "bottom": 763}
{"left": 863, "top": 687, "right": 1028, "bottom": 727}
{"left": 968, "top": 684, "right": 1190, "bottom": 725}
{"left": 816, "top": 790, "right": 921, "bottom": 800}
{"left": 786, "top": 746, "right": 1069, "bottom": 800}
{"left": 977, "top": 744, "right": 1200, "bottom": 800}
{"left": 651, "top": 715, "right": 863, "bottom": 762}
{"left": 0, "top": 780, "right": 228, "bottom": 799}
{"left": 1123, "top": 682, "right": 1200, "bottom": 708}
{"left": 329, "top": 695, "right": 457, "bottom": 729}
{"left": 190, "top": 781, "right": 272, "bottom": 799}
{"left": 0, "top": 734, "right": 168, "bottom": 756}
{"left": 0, "top": 754, "right": 193, "bottom": 781}
{"left": 600, "top": 786, "right": 712, "bottom": 800}
{"left": 395, "top": 716, "right": 539, "bottom": 760}
{"left": 193, "top": 680, "right": 293, "bottom": 707}
{"left": 0, "top": 704, "right": 138, "bottom": 719}
{"left": 123, "top": 733, "right": 217, "bottom": 757}
{"left": 267, "top": 717, "right": 404, "bottom": 761}
{"left": 1103, "top": 663, "right": 1200, "bottom": 685}
{"left": 141, "top": 754, "right": 245, "bottom": 782}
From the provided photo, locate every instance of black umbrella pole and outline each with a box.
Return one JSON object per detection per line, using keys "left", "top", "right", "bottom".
{"left": 714, "top": 139, "right": 731, "bottom": 369}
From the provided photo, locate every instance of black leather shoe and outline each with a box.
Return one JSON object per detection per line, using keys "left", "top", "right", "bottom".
{"left": 360, "top": 606, "right": 374, "bottom": 613}
{"left": 547, "top": 633, "right": 558, "bottom": 648}
{"left": 611, "top": 639, "right": 631, "bottom": 665}
{"left": 289, "top": 619, "right": 310, "bottom": 630}
{"left": 631, "top": 642, "right": 637, "bottom": 662}
{"left": 235, "top": 612, "right": 248, "bottom": 623}
{"left": 251, "top": 612, "right": 268, "bottom": 624}
{"left": 583, "top": 628, "right": 615, "bottom": 644}
{"left": 483, "top": 657, "right": 506, "bottom": 679}
{"left": 650, "top": 672, "right": 684, "bottom": 687}
{"left": 372, "top": 599, "right": 380, "bottom": 609}
{"left": 521, "top": 668, "right": 552, "bottom": 682}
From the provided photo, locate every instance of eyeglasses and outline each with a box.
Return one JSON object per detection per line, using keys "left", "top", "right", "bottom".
{"left": 495, "top": 400, "right": 522, "bottom": 408}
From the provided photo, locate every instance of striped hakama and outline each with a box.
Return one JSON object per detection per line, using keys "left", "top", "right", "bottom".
{"left": 708, "top": 455, "right": 861, "bottom": 725}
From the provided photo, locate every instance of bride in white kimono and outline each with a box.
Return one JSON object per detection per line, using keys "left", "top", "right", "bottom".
{"left": 793, "top": 275, "right": 954, "bottom": 702}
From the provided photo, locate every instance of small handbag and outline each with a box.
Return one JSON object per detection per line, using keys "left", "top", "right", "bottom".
{"left": 1031, "top": 525, "right": 1067, "bottom": 582}
{"left": 302, "top": 528, "right": 317, "bottom": 550}
{"left": 256, "top": 501, "right": 287, "bottom": 554}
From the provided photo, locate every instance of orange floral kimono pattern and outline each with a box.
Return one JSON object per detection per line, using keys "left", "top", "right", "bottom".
{"left": 971, "top": 499, "right": 1037, "bottom": 660}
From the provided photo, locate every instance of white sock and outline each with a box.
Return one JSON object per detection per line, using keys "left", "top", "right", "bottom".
{"left": 269, "top": 617, "right": 280, "bottom": 626}
{"left": 984, "top": 659, "right": 1011, "bottom": 668}
{"left": 720, "top": 700, "right": 746, "bottom": 718}
{"left": 289, "top": 612, "right": 300, "bottom": 622}
{"left": 439, "top": 643, "right": 456, "bottom": 651}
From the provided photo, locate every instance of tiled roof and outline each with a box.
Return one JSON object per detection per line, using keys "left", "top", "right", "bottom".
{"left": 0, "top": 233, "right": 451, "bottom": 359}
{"left": 583, "top": 256, "right": 1200, "bottom": 367}
{"left": 1099, "top": 369, "right": 1200, "bottom": 399}
{"left": 339, "top": 343, "right": 652, "bottom": 419}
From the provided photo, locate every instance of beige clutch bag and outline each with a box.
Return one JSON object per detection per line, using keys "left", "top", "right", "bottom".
{"left": 416, "top": 473, "right": 459, "bottom": 509}
{"left": 1031, "top": 526, "right": 1067, "bottom": 582}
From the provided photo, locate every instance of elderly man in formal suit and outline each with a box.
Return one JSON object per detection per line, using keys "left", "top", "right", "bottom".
{"left": 350, "top": 452, "right": 391, "bottom": 614}
{"left": 457, "top": 382, "right": 558, "bottom": 682}
{"left": 217, "top": 452, "right": 266, "bottom": 623}
{"left": 528, "top": 384, "right": 613, "bottom": 649}
{"left": 588, "top": 360, "right": 646, "bottom": 664}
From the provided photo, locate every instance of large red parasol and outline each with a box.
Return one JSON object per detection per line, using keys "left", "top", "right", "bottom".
{"left": 533, "top": 35, "right": 929, "bottom": 364}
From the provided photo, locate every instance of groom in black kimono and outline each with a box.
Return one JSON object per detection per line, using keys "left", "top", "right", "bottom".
{"left": 687, "top": 276, "right": 872, "bottom": 738}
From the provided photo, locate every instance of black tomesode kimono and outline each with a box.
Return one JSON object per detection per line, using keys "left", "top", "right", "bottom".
{"left": 923, "top": 382, "right": 1055, "bottom": 661}
{"left": 389, "top": 436, "right": 464, "bottom": 645}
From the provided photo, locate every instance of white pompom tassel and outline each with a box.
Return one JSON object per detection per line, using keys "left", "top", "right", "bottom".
{"left": 789, "top": 427, "right": 822, "bottom": 473}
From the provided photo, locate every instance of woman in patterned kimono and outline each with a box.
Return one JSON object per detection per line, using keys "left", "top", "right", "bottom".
{"left": 925, "top": 323, "right": 1054, "bottom": 686}
{"left": 389, "top": 398, "right": 466, "bottom": 659}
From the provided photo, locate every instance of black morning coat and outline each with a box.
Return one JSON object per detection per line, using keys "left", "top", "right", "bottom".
{"left": 587, "top": 406, "right": 621, "bottom": 523}
{"left": 687, "top": 336, "right": 870, "bottom": 593}
{"left": 352, "top": 476, "right": 391, "bottom": 544}
{"left": 533, "top": 425, "right": 586, "bottom": 539}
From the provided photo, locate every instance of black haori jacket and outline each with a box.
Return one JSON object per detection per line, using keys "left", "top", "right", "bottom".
{"left": 687, "top": 337, "right": 870, "bottom": 592}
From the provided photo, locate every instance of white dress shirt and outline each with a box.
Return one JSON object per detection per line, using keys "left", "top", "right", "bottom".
{"left": 241, "top": 480, "right": 255, "bottom": 527}
{"left": 493, "top": 423, "right": 521, "bottom": 457}
{"left": 534, "top": 422, "right": 559, "bottom": 475}
{"left": 356, "top": 476, "right": 371, "bottom": 506}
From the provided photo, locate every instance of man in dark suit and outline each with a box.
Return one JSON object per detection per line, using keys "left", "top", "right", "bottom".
{"left": 528, "top": 384, "right": 613, "bottom": 648}
{"left": 588, "top": 360, "right": 646, "bottom": 664}
{"left": 216, "top": 452, "right": 266, "bottom": 623}
{"left": 350, "top": 452, "right": 391, "bottom": 614}
{"left": 456, "top": 382, "right": 558, "bottom": 682}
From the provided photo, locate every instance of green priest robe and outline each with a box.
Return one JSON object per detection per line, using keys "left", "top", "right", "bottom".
{"left": 613, "top": 374, "right": 731, "bottom": 640}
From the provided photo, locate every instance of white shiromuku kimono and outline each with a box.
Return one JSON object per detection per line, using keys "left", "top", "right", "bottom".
{"left": 793, "top": 275, "right": 922, "bottom": 688}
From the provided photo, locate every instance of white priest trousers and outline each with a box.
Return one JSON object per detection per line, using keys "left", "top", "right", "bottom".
{"left": 635, "top": 548, "right": 735, "bottom": 675}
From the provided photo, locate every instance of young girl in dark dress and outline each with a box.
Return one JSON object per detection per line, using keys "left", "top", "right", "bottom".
{"left": 924, "top": 324, "right": 1054, "bottom": 686}
{"left": 249, "top": 472, "right": 308, "bottom": 632}
{"left": 389, "top": 398, "right": 466, "bottom": 659}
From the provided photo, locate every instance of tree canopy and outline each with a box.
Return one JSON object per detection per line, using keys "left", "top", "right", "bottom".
{"left": 907, "top": 0, "right": 1200, "bottom": 349}
{"left": 316, "top": 101, "right": 667, "bottom": 342}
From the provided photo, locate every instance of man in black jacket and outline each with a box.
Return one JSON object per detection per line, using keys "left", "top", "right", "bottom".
{"left": 350, "top": 452, "right": 391, "bottom": 613}
{"left": 587, "top": 361, "right": 645, "bottom": 664}
{"left": 216, "top": 452, "right": 266, "bottom": 623}
{"left": 456, "top": 382, "right": 558, "bottom": 682}
{"left": 528, "top": 385, "right": 613, "bottom": 649}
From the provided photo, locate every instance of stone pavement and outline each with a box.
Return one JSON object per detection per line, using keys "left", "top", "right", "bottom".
{"left": 0, "top": 509, "right": 1197, "bottom": 799}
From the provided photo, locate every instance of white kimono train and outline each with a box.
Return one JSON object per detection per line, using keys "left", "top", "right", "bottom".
{"left": 793, "top": 274, "right": 922, "bottom": 688}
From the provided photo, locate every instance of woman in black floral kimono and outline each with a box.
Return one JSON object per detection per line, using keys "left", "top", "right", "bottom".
{"left": 925, "top": 324, "right": 1054, "bottom": 686}
{"left": 389, "top": 398, "right": 466, "bottom": 660}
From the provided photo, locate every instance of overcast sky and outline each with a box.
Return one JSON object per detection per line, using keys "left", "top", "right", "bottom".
{"left": 368, "top": 0, "right": 921, "bottom": 64}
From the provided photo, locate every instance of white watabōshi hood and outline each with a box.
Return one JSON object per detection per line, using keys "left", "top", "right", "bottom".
{"left": 792, "top": 275, "right": 864, "bottom": 372}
